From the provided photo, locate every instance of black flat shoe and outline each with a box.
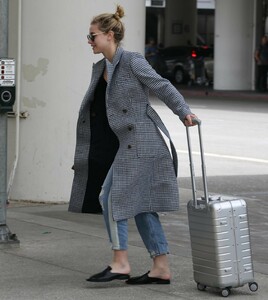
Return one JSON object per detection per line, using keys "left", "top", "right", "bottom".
{"left": 125, "top": 271, "right": 170, "bottom": 285}
{"left": 86, "top": 266, "right": 130, "bottom": 282}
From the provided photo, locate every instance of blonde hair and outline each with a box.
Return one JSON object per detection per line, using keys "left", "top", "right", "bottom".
{"left": 91, "top": 5, "right": 125, "bottom": 44}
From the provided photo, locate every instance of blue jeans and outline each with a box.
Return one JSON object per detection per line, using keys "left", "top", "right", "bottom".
{"left": 99, "top": 167, "right": 169, "bottom": 258}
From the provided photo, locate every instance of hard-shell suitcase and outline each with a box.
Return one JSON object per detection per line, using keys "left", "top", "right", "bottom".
{"left": 186, "top": 119, "right": 258, "bottom": 297}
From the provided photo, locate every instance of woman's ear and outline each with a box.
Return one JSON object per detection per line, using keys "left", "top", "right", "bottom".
{"left": 107, "top": 31, "right": 115, "bottom": 41}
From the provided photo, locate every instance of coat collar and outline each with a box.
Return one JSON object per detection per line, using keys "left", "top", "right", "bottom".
{"left": 108, "top": 46, "right": 124, "bottom": 66}
{"left": 92, "top": 47, "right": 124, "bottom": 79}
{"left": 105, "top": 47, "right": 124, "bottom": 83}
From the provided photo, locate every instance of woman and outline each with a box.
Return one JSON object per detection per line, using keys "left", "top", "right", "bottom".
{"left": 69, "top": 5, "right": 197, "bottom": 284}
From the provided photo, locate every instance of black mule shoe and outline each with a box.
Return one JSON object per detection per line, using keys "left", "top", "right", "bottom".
{"left": 86, "top": 266, "right": 130, "bottom": 282}
{"left": 125, "top": 271, "right": 170, "bottom": 285}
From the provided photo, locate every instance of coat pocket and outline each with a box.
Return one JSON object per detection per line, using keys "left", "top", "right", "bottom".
{"left": 136, "top": 121, "right": 164, "bottom": 158}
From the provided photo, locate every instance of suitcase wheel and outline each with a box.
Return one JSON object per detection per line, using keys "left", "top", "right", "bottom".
{"left": 197, "top": 283, "right": 206, "bottom": 291}
{"left": 221, "top": 288, "right": 231, "bottom": 297}
{"left": 249, "top": 282, "right": 258, "bottom": 292}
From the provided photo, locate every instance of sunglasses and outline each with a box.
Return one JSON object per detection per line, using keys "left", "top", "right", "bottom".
{"left": 87, "top": 32, "right": 104, "bottom": 42}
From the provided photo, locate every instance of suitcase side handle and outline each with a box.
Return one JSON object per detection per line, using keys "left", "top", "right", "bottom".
{"left": 186, "top": 118, "right": 209, "bottom": 208}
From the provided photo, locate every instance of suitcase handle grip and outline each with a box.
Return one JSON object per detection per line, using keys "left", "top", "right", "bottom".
{"left": 186, "top": 118, "right": 209, "bottom": 208}
{"left": 191, "top": 117, "right": 201, "bottom": 125}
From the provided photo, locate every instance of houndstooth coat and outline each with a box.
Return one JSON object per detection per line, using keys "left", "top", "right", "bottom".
{"left": 68, "top": 47, "right": 192, "bottom": 221}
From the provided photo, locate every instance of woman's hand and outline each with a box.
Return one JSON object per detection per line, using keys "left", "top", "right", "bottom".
{"left": 184, "top": 114, "right": 198, "bottom": 126}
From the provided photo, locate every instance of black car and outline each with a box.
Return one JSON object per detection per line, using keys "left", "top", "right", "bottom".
{"left": 154, "top": 45, "right": 213, "bottom": 84}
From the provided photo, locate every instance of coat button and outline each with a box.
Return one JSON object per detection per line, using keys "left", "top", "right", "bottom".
{"left": 127, "top": 145, "right": 132, "bottom": 149}
{"left": 128, "top": 125, "right": 133, "bottom": 131}
{"left": 122, "top": 109, "right": 128, "bottom": 113}
{"left": 82, "top": 119, "right": 86, "bottom": 123}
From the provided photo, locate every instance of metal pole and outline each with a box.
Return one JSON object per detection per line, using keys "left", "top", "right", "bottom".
{"left": 0, "top": 0, "right": 8, "bottom": 55}
{"left": 0, "top": 0, "right": 19, "bottom": 248}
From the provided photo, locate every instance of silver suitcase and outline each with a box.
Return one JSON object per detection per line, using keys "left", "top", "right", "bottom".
{"left": 186, "top": 119, "right": 258, "bottom": 297}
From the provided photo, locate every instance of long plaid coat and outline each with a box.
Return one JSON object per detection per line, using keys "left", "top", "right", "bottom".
{"left": 69, "top": 47, "right": 192, "bottom": 221}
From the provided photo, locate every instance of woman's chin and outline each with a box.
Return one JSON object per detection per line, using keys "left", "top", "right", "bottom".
{"left": 91, "top": 47, "right": 100, "bottom": 54}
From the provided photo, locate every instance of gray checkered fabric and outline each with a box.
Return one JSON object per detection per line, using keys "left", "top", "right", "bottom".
{"left": 69, "top": 47, "right": 192, "bottom": 221}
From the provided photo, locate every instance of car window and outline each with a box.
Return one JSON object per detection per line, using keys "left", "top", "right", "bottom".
{"left": 158, "top": 46, "right": 214, "bottom": 59}
{"left": 195, "top": 46, "right": 214, "bottom": 58}
{"left": 160, "top": 47, "right": 191, "bottom": 57}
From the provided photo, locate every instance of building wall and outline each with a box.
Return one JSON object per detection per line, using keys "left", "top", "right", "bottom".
{"left": 214, "top": 0, "right": 256, "bottom": 90}
{"left": 7, "top": 0, "right": 145, "bottom": 203}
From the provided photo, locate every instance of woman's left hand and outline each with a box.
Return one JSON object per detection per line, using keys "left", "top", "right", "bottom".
{"left": 184, "top": 114, "right": 198, "bottom": 126}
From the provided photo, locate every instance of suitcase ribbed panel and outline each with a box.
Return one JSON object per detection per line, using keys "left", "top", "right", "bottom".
{"left": 187, "top": 198, "right": 254, "bottom": 289}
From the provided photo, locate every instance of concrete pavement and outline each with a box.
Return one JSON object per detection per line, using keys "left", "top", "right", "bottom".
{"left": 1, "top": 186, "right": 267, "bottom": 300}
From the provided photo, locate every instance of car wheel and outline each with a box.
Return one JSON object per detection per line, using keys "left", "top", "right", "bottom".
{"left": 174, "top": 68, "right": 184, "bottom": 84}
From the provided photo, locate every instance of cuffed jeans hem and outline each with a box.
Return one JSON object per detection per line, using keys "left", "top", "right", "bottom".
{"left": 111, "top": 245, "right": 128, "bottom": 251}
{"left": 149, "top": 250, "right": 170, "bottom": 258}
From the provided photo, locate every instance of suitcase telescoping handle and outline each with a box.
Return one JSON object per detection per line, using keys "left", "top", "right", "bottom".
{"left": 186, "top": 118, "right": 209, "bottom": 208}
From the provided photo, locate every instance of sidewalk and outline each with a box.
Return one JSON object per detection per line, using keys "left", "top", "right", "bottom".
{"left": 1, "top": 187, "right": 267, "bottom": 300}
{"left": 178, "top": 85, "right": 268, "bottom": 101}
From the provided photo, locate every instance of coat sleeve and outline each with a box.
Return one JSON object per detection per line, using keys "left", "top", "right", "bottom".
{"left": 129, "top": 52, "right": 192, "bottom": 122}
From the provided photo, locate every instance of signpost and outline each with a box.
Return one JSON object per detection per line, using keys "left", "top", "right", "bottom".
{"left": 0, "top": 0, "right": 19, "bottom": 248}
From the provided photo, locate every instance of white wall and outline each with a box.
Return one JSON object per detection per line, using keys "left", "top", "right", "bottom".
{"left": 214, "top": 0, "right": 255, "bottom": 90}
{"left": 8, "top": 0, "right": 146, "bottom": 202}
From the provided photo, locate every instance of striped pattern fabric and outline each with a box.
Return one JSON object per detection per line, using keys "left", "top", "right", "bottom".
{"left": 69, "top": 47, "right": 192, "bottom": 221}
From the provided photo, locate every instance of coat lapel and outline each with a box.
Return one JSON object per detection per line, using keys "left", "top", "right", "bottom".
{"left": 79, "top": 59, "right": 106, "bottom": 114}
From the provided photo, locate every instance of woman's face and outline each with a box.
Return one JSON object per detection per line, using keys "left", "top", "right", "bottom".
{"left": 88, "top": 24, "right": 108, "bottom": 54}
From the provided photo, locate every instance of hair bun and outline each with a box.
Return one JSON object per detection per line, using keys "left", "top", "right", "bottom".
{"left": 114, "top": 5, "right": 124, "bottom": 20}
